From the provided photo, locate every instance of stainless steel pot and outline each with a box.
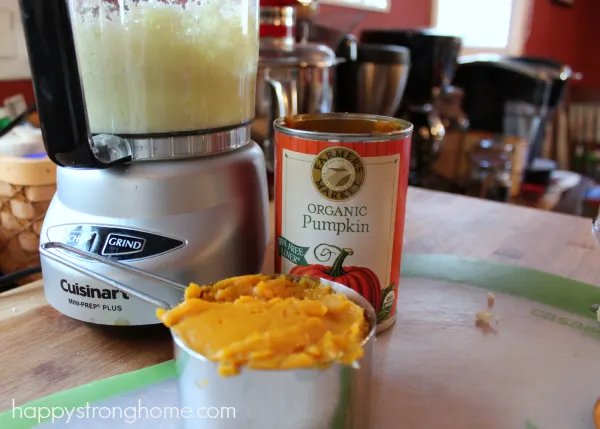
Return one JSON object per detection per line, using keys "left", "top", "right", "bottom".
{"left": 39, "top": 242, "right": 376, "bottom": 429}
{"left": 253, "top": 42, "right": 343, "bottom": 172}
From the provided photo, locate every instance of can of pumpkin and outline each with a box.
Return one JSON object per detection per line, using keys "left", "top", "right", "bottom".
{"left": 273, "top": 113, "right": 413, "bottom": 333}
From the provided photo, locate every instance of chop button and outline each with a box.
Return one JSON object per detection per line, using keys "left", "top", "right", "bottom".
{"left": 64, "top": 231, "right": 96, "bottom": 252}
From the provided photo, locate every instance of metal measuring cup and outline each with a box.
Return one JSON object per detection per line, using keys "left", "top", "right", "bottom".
{"left": 39, "top": 242, "right": 376, "bottom": 429}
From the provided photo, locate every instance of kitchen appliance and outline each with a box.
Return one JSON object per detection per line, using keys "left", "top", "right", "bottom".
{"left": 18, "top": 0, "right": 269, "bottom": 325}
{"left": 464, "top": 56, "right": 574, "bottom": 166}
{"left": 507, "top": 57, "right": 578, "bottom": 188}
{"left": 452, "top": 55, "right": 559, "bottom": 192}
{"left": 40, "top": 240, "right": 376, "bottom": 429}
{"left": 453, "top": 55, "right": 555, "bottom": 154}
{"left": 360, "top": 28, "right": 462, "bottom": 186}
{"left": 258, "top": 0, "right": 320, "bottom": 43}
{"left": 334, "top": 43, "right": 411, "bottom": 116}
{"left": 253, "top": 6, "right": 342, "bottom": 172}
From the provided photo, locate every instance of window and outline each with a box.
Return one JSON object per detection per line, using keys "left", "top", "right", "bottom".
{"left": 431, "top": 0, "right": 533, "bottom": 56}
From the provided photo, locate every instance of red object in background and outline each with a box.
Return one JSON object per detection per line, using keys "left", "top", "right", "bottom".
{"left": 259, "top": 4, "right": 296, "bottom": 39}
{"left": 520, "top": 183, "right": 546, "bottom": 195}
{"left": 583, "top": 186, "right": 600, "bottom": 218}
{"left": 260, "top": 24, "right": 296, "bottom": 38}
{"left": 0, "top": 80, "right": 35, "bottom": 107}
{"left": 519, "top": 183, "right": 547, "bottom": 203}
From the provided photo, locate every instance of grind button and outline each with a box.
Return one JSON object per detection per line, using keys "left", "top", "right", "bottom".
{"left": 101, "top": 233, "right": 146, "bottom": 256}
{"left": 64, "top": 230, "right": 96, "bottom": 251}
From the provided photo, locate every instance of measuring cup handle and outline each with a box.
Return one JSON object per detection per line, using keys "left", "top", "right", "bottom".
{"left": 39, "top": 242, "right": 183, "bottom": 309}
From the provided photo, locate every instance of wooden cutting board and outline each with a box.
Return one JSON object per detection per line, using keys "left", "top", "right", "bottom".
{"left": 4, "top": 256, "right": 600, "bottom": 429}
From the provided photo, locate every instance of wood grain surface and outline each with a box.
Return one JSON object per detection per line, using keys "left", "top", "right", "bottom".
{"left": 2, "top": 187, "right": 600, "bottom": 412}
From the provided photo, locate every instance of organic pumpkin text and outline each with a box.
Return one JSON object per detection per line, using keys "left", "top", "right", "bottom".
{"left": 302, "top": 203, "right": 370, "bottom": 235}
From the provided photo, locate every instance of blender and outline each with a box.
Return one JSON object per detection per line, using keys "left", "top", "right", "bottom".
{"left": 18, "top": 0, "right": 269, "bottom": 325}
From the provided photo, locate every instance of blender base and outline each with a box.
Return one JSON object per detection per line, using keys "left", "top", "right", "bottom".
{"left": 40, "top": 142, "right": 269, "bottom": 326}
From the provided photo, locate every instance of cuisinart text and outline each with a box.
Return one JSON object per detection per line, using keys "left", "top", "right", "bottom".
{"left": 60, "top": 278, "right": 130, "bottom": 300}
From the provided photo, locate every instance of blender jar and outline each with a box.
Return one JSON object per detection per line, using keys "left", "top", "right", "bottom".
{"left": 69, "top": 0, "right": 259, "bottom": 136}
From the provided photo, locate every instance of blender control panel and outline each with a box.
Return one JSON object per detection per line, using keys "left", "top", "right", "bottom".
{"left": 46, "top": 225, "right": 186, "bottom": 261}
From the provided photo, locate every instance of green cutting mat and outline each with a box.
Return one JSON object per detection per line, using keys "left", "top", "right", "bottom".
{"left": 2, "top": 253, "right": 600, "bottom": 429}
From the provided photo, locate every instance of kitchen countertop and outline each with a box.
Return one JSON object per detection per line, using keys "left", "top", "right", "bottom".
{"left": 2, "top": 186, "right": 600, "bottom": 412}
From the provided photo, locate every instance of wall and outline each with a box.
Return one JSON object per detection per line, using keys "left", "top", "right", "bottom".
{"left": 576, "top": 0, "right": 600, "bottom": 87}
{"left": 523, "top": 0, "right": 599, "bottom": 87}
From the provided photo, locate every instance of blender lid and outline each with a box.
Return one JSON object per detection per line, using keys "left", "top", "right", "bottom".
{"left": 340, "top": 43, "right": 411, "bottom": 65}
{"left": 259, "top": 41, "right": 342, "bottom": 68}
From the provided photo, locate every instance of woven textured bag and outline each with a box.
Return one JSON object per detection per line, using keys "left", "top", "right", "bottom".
{"left": 0, "top": 156, "right": 56, "bottom": 282}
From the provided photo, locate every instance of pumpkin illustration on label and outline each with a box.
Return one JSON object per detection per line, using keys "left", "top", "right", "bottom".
{"left": 290, "top": 243, "right": 386, "bottom": 313}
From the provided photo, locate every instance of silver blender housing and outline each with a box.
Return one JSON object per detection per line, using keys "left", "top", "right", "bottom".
{"left": 18, "top": 0, "right": 269, "bottom": 325}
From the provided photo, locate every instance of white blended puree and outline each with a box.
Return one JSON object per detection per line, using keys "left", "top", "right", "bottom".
{"left": 71, "top": 0, "right": 258, "bottom": 134}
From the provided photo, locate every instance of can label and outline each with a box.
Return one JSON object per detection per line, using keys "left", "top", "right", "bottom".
{"left": 275, "top": 131, "right": 411, "bottom": 328}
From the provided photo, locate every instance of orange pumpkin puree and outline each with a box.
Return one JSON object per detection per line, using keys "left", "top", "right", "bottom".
{"left": 157, "top": 275, "right": 370, "bottom": 376}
